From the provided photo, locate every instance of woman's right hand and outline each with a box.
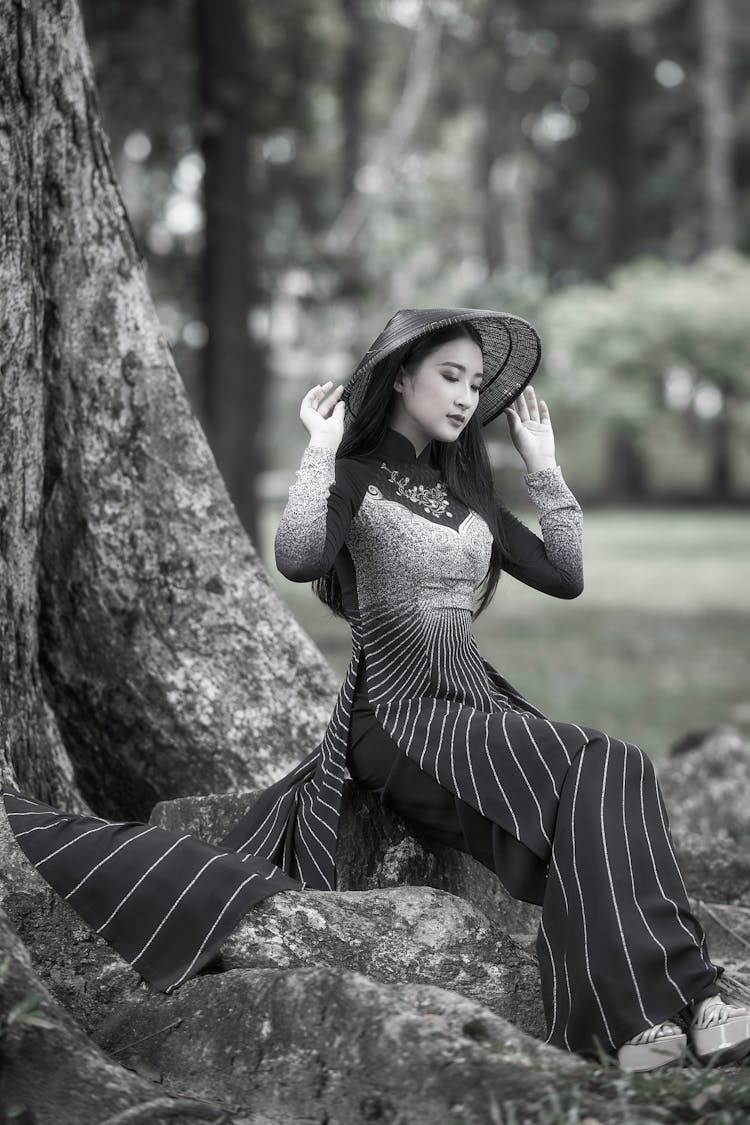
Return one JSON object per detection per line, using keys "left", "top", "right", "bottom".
{"left": 300, "top": 381, "right": 346, "bottom": 449}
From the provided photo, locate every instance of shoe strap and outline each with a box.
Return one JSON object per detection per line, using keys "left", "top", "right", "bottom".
{"left": 626, "top": 1020, "right": 684, "bottom": 1045}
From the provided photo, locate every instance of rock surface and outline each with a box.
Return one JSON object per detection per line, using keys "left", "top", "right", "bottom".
{"left": 91, "top": 964, "right": 616, "bottom": 1125}
{"left": 5, "top": 725, "right": 750, "bottom": 1123}
{"left": 217, "top": 885, "right": 545, "bottom": 1039}
{"left": 0, "top": 908, "right": 230, "bottom": 1125}
{"left": 659, "top": 724, "right": 750, "bottom": 847}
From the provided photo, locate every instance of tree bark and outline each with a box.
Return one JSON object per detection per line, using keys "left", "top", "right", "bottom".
{"left": 0, "top": 0, "right": 339, "bottom": 820}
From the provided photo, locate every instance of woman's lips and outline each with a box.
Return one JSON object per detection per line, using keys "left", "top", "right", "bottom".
{"left": 447, "top": 415, "right": 465, "bottom": 426}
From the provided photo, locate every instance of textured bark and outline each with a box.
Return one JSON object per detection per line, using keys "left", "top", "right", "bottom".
{"left": 0, "top": 0, "right": 338, "bottom": 820}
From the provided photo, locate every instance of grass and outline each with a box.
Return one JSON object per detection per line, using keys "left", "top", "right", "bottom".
{"left": 259, "top": 505, "right": 750, "bottom": 760}
{"left": 483, "top": 1053, "right": 750, "bottom": 1125}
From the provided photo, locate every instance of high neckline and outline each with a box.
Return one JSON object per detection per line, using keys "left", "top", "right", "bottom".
{"left": 372, "top": 426, "right": 435, "bottom": 466}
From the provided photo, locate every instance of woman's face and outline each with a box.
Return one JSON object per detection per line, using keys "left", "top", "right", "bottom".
{"left": 390, "top": 337, "right": 484, "bottom": 447}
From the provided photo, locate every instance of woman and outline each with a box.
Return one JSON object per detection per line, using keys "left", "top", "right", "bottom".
{"left": 2, "top": 306, "right": 748, "bottom": 1071}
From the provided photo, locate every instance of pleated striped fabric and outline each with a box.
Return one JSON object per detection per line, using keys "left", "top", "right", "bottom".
{"left": 0, "top": 425, "right": 721, "bottom": 1054}
{"left": 1, "top": 789, "right": 300, "bottom": 991}
{"left": 345, "top": 595, "right": 720, "bottom": 1054}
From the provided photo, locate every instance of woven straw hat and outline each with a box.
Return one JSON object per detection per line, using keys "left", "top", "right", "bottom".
{"left": 341, "top": 306, "right": 542, "bottom": 427}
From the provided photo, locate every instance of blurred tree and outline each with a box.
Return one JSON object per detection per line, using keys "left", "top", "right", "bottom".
{"left": 196, "top": 0, "right": 268, "bottom": 545}
{"left": 338, "top": 0, "right": 370, "bottom": 200}
{"left": 698, "top": 0, "right": 736, "bottom": 248}
{"left": 75, "top": 0, "right": 750, "bottom": 503}
{"left": 542, "top": 250, "right": 750, "bottom": 499}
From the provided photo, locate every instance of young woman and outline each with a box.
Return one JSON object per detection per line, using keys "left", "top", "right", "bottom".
{"left": 3, "top": 306, "right": 748, "bottom": 1072}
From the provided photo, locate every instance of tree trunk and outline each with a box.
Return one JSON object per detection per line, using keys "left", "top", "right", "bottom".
{"left": 0, "top": 0, "right": 338, "bottom": 820}
{"left": 196, "top": 0, "right": 270, "bottom": 547}
{"left": 338, "top": 0, "right": 370, "bottom": 201}
{"left": 600, "top": 28, "right": 638, "bottom": 267}
{"left": 475, "top": 0, "right": 508, "bottom": 276}
{"left": 607, "top": 419, "right": 647, "bottom": 500}
{"left": 709, "top": 388, "right": 732, "bottom": 499}
{"left": 697, "top": 0, "right": 736, "bottom": 249}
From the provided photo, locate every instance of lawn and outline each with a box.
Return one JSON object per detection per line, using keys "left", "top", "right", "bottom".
{"left": 259, "top": 505, "right": 750, "bottom": 760}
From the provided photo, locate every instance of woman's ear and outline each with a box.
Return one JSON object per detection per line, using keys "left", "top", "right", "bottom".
{"left": 393, "top": 364, "right": 406, "bottom": 393}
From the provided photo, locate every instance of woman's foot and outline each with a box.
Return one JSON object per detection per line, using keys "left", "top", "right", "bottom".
{"left": 689, "top": 995, "right": 750, "bottom": 1065}
{"left": 617, "top": 1021, "right": 687, "bottom": 1072}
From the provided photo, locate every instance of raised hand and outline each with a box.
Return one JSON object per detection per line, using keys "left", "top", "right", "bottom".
{"left": 502, "top": 385, "right": 557, "bottom": 473}
{"left": 300, "top": 381, "right": 346, "bottom": 450}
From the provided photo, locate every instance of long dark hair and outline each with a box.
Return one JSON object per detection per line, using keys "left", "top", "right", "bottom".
{"left": 312, "top": 321, "right": 513, "bottom": 621}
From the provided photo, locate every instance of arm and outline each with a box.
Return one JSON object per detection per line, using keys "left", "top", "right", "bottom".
{"left": 274, "top": 445, "right": 361, "bottom": 582}
{"left": 498, "top": 464, "right": 584, "bottom": 599}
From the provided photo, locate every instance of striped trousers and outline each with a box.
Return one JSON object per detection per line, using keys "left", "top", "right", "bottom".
{"left": 347, "top": 690, "right": 720, "bottom": 1056}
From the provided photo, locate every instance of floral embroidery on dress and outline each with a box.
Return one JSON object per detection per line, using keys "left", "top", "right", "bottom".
{"left": 379, "top": 463, "right": 453, "bottom": 518}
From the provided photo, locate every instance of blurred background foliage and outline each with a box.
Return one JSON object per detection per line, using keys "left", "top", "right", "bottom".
{"left": 79, "top": 0, "right": 749, "bottom": 753}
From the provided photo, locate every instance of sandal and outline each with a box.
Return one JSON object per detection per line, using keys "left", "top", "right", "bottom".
{"left": 689, "top": 995, "right": 750, "bottom": 1065}
{"left": 617, "top": 1020, "right": 687, "bottom": 1072}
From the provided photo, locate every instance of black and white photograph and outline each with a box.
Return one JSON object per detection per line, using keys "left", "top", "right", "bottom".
{"left": 1, "top": 1, "right": 750, "bottom": 1122}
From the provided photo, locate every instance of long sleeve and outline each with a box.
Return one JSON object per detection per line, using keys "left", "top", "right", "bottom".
{"left": 274, "top": 445, "right": 361, "bottom": 582}
{"left": 498, "top": 464, "right": 584, "bottom": 599}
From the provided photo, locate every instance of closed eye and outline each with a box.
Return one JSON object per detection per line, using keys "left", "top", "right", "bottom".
{"left": 443, "top": 375, "right": 482, "bottom": 392}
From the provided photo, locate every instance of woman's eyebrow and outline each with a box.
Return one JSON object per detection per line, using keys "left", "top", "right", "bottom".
{"left": 439, "top": 361, "right": 484, "bottom": 379}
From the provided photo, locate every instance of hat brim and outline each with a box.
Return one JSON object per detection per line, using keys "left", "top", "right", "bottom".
{"left": 340, "top": 307, "right": 541, "bottom": 427}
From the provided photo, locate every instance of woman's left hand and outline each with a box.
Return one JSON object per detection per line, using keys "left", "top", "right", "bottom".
{"left": 502, "top": 386, "right": 557, "bottom": 472}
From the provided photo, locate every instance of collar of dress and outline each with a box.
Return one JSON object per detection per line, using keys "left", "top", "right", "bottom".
{"left": 372, "top": 426, "right": 435, "bottom": 467}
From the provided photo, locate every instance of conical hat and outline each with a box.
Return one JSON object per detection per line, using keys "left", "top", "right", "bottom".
{"left": 341, "top": 306, "right": 541, "bottom": 427}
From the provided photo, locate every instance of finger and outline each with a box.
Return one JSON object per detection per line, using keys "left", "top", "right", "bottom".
{"left": 318, "top": 388, "right": 344, "bottom": 417}
{"left": 307, "top": 380, "right": 333, "bottom": 397}
{"left": 525, "top": 386, "right": 540, "bottom": 422}
{"left": 303, "top": 383, "right": 325, "bottom": 404}
{"left": 315, "top": 380, "right": 340, "bottom": 405}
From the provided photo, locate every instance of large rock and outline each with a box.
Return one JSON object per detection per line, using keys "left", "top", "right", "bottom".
{"left": 672, "top": 830, "right": 750, "bottom": 907}
{"left": 7, "top": 730, "right": 750, "bottom": 1125}
{"left": 0, "top": 908, "right": 232, "bottom": 1125}
{"left": 217, "top": 885, "right": 545, "bottom": 1039}
{"left": 91, "top": 964, "right": 617, "bottom": 1125}
{"left": 659, "top": 724, "right": 750, "bottom": 846}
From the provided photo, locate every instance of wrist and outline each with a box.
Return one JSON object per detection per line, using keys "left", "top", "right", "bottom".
{"left": 307, "top": 438, "right": 339, "bottom": 452}
{"left": 524, "top": 457, "right": 557, "bottom": 475}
